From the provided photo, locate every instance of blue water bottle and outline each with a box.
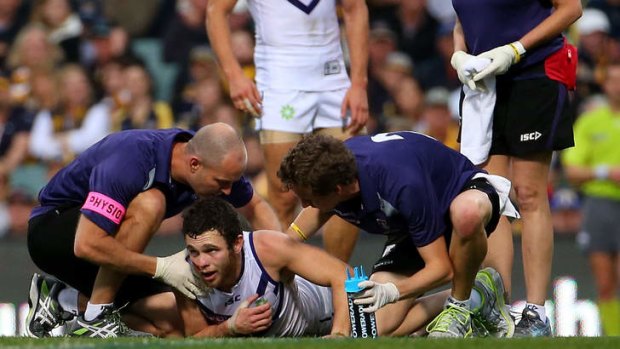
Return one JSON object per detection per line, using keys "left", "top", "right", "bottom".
{"left": 345, "top": 266, "right": 378, "bottom": 338}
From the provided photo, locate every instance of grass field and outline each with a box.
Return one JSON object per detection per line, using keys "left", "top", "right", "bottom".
{"left": 1, "top": 337, "right": 619, "bottom": 349}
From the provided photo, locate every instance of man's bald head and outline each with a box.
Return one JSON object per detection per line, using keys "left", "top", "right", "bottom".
{"left": 187, "top": 122, "right": 247, "bottom": 169}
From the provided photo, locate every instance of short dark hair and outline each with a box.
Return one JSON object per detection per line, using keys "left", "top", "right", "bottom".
{"left": 182, "top": 197, "right": 242, "bottom": 249}
{"left": 277, "top": 134, "right": 357, "bottom": 196}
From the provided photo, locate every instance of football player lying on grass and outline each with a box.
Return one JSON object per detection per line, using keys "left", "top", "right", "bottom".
{"left": 173, "top": 196, "right": 350, "bottom": 337}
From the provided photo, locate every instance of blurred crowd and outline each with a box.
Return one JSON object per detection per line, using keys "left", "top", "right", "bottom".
{"left": 0, "top": 0, "right": 614, "bottom": 238}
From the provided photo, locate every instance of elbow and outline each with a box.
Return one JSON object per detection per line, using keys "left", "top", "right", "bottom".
{"left": 73, "top": 237, "right": 103, "bottom": 264}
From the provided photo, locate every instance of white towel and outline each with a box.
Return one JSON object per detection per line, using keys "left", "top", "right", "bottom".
{"left": 473, "top": 172, "right": 520, "bottom": 219}
{"left": 459, "top": 57, "right": 497, "bottom": 165}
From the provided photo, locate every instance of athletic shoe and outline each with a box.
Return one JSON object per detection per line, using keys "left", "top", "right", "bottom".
{"left": 25, "top": 273, "right": 74, "bottom": 337}
{"left": 426, "top": 303, "right": 473, "bottom": 338}
{"left": 65, "top": 305, "right": 153, "bottom": 338}
{"left": 514, "top": 305, "right": 552, "bottom": 337}
{"left": 471, "top": 267, "right": 515, "bottom": 337}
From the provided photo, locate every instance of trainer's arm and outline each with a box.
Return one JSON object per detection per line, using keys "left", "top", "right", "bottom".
{"left": 387, "top": 236, "right": 453, "bottom": 299}
{"left": 285, "top": 206, "right": 333, "bottom": 241}
{"left": 239, "top": 192, "right": 281, "bottom": 231}
{"left": 518, "top": 0, "right": 581, "bottom": 51}
{"left": 255, "top": 230, "right": 351, "bottom": 336}
{"left": 73, "top": 189, "right": 163, "bottom": 276}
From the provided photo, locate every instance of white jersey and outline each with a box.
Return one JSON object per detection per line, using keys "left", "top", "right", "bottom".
{"left": 246, "top": 0, "right": 350, "bottom": 91}
{"left": 196, "top": 231, "right": 334, "bottom": 337}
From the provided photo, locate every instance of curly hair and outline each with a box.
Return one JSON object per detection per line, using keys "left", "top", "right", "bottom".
{"left": 182, "top": 197, "right": 242, "bottom": 249}
{"left": 277, "top": 134, "right": 357, "bottom": 196}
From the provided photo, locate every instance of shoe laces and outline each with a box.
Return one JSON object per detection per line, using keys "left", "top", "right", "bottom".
{"left": 426, "top": 303, "right": 472, "bottom": 334}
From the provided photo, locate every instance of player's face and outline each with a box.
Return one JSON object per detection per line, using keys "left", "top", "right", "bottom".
{"left": 191, "top": 151, "right": 246, "bottom": 197}
{"left": 186, "top": 230, "right": 242, "bottom": 291}
{"left": 291, "top": 185, "right": 342, "bottom": 212}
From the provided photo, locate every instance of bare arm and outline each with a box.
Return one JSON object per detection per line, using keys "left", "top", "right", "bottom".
{"left": 254, "top": 230, "right": 351, "bottom": 336}
{"left": 73, "top": 190, "right": 165, "bottom": 276}
{"left": 206, "top": 0, "right": 261, "bottom": 115}
{"left": 175, "top": 291, "right": 236, "bottom": 337}
{"left": 453, "top": 17, "right": 467, "bottom": 52}
{"left": 340, "top": 0, "right": 369, "bottom": 134}
{"left": 519, "top": 0, "right": 582, "bottom": 50}
{"left": 564, "top": 165, "right": 620, "bottom": 186}
{"left": 388, "top": 236, "right": 453, "bottom": 300}
{"left": 285, "top": 206, "right": 333, "bottom": 241}
{"left": 238, "top": 192, "right": 281, "bottom": 231}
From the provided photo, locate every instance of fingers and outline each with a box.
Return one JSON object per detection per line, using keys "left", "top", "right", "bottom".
{"left": 179, "top": 285, "right": 197, "bottom": 300}
{"left": 473, "top": 63, "right": 499, "bottom": 82}
{"left": 243, "top": 98, "right": 260, "bottom": 117}
{"left": 466, "top": 79, "right": 477, "bottom": 91}
{"left": 357, "top": 280, "right": 374, "bottom": 289}
{"left": 362, "top": 304, "right": 378, "bottom": 313}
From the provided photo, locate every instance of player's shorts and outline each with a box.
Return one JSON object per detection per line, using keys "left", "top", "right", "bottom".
{"left": 27, "top": 205, "right": 170, "bottom": 306}
{"left": 488, "top": 74, "right": 574, "bottom": 156}
{"left": 577, "top": 196, "right": 620, "bottom": 254}
{"left": 372, "top": 177, "right": 500, "bottom": 276}
{"left": 255, "top": 88, "right": 348, "bottom": 135}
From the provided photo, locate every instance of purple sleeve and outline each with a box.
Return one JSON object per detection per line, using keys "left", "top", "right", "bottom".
{"left": 220, "top": 176, "right": 254, "bottom": 208}
{"left": 80, "top": 154, "right": 151, "bottom": 234}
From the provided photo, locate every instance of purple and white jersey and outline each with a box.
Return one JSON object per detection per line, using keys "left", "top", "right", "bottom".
{"left": 31, "top": 128, "right": 253, "bottom": 234}
{"left": 334, "top": 132, "right": 483, "bottom": 247}
{"left": 452, "top": 0, "right": 563, "bottom": 73}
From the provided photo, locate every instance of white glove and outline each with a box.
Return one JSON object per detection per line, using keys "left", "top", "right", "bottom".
{"left": 353, "top": 281, "right": 400, "bottom": 313}
{"left": 154, "top": 250, "right": 208, "bottom": 300}
{"left": 451, "top": 51, "right": 479, "bottom": 91}
{"left": 473, "top": 41, "right": 525, "bottom": 82}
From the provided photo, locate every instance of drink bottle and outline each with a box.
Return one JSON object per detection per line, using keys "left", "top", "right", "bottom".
{"left": 345, "top": 266, "right": 378, "bottom": 338}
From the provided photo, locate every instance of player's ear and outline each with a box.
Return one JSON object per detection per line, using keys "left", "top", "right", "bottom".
{"left": 233, "top": 234, "right": 243, "bottom": 254}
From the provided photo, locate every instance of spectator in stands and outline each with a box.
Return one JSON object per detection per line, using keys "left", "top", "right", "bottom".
{"left": 0, "top": 72, "right": 35, "bottom": 237}
{"left": 29, "top": 64, "right": 108, "bottom": 170}
{"left": 115, "top": 60, "right": 173, "bottom": 130}
{"left": 419, "top": 87, "right": 459, "bottom": 151}
{"left": 0, "top": 0, "right": 30, "bottom": 70}
{"left": 31, "top": 0, "right": 84, "bottom": 63}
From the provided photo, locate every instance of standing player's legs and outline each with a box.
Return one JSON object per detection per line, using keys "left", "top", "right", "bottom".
{"left": 314, "top": 89, "right": 362, "bottom": 262}
{"left": 258, "top": 89, "right": 315, "bottom": 230}
{"left": 501, "top": 77, "right": 572, "bottom": 337}
{"left": 261, "top": 133, "right": 303, "bottom": 229}
{"left": 512, "top": 153, "right": 553, "bottom": 307}
{"left": 480, "top": 154, "right": 514, "bottom": 301}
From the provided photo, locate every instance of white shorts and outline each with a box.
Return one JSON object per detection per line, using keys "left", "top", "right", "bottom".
{"left": 255, "top": 88, "right": 348, "bottom": 134}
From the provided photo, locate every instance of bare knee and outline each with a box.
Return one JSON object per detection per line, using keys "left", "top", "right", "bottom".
{"left": 513, "top": 182, "right": 546, "bottom": 212}
{"left": 450, "top": 192, "right": 490, "bottom": 239}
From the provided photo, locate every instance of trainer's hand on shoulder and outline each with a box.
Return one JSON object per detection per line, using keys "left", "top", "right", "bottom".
{"left": 228, "top": 294, "right": 273, "bottom": 336}
{"left": 353, "top": 280, "right": 399, "bottom": 313}
{"left": 341, "top": 84, "right": 368, "bottom": 135}
{"left": 154, "top": 250, "right": 208, "bottom": 300}
{"left": 229, "top": 72, "right": 262, "bottom": 118}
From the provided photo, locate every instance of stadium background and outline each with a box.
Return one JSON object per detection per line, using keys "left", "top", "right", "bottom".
{"left": 0, "top": 0, "right": 612, "bottom": 337}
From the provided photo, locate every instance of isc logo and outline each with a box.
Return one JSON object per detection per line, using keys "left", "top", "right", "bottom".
{"left": 520, "top": 131, "right": 542, "bottom": 142}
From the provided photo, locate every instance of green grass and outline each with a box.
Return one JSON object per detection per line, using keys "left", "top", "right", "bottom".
{"left": 0, "top": 337, "right": 619, "bottom": 349}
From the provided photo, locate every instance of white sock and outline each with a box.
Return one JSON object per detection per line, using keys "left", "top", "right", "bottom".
{"left": 526, "top": 303, "right": 546, "bottom": 322}
{"left": 469, "top": 288, "right": 483, "bottom": 311}
{"left": 448, "top": 296, "right": 472, "bottom": 310}
{"left": 84, "top": 302, "right": 113, "bottom": 321}
{"left": 57, "top": 287, "right": 79, "bottom": 315}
